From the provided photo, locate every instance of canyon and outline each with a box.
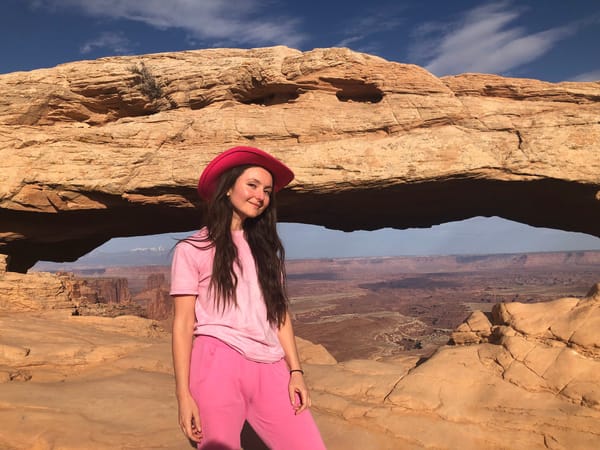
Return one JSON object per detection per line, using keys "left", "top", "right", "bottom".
{"left": 43, "top": 250, "right": 600, "bottom": 363}
{"left": 2, "top": 251, "right": 600, "bottom": 449}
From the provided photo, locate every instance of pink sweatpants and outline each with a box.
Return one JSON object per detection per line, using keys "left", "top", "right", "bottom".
{"left": 189, "top": 335, "right": 327, "bottom": 450}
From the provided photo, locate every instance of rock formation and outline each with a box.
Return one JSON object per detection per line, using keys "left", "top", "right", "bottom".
{"left": 0, "top": 46, "right": 599, "bottom": 271}
{"left": 307, "top": 283, "right": 600, "bottom": 449}
{"left": 0, "top": 254, "right": 139, "bottom": 316}
{"left": 127, "top": 272, "right": 172, "bottom": 320}
{"left": 71, "top": 277, "right": 132, "bottom": 304}
{"left": 0, "top": 254, "right": 73, "bottom": 311}
{"left": 134, "top": 284, "right": 173, "bottom": 321}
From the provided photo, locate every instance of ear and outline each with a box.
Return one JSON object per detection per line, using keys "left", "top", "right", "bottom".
{"left": 226, "top": 189, "right": 231, "bottom": 197}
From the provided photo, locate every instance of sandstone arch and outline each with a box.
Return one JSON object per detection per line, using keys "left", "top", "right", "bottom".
{"left": 0, "top": 46, "right": 599, "bottom": 272}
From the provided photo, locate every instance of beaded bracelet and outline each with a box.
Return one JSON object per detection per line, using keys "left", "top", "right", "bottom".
{"left": 290, "top": 369, "right": 304, "bottom": 375}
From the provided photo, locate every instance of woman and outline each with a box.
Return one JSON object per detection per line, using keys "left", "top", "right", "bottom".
{"left": 171, "top": 146, "right": 326, "bottom": 449}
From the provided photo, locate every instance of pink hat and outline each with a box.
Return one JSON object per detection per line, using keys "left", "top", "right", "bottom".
{"left": 197, "top": 146, "right": 294, "bottom": 200}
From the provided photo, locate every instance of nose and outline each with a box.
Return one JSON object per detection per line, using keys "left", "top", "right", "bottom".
{"left": 254, "top": 189, "right": 266, "bottom": 202}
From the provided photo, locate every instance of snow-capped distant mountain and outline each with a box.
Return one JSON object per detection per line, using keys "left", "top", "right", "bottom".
{"left": 34, "top": 247, "right": 174, "bottom": 271}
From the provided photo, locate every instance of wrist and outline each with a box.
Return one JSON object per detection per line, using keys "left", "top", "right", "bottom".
{"left": 290, "top": 368, "right": 304, "bottom": 375}
{"left": 176, "top": 387, "right": 193, "bottom": 400}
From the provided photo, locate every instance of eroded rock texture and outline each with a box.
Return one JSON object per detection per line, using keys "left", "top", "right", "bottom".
{"left": 0, "top": 46, "right": 599, "bottom": 271}
{"left": 308, "top": 284, "right": 600, "bottom": 449}
{"left": 0, "top": 254, "right": 138, "bottom": 315}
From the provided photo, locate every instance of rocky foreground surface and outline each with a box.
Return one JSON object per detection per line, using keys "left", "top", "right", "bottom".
{"left": 1, "top": 255, "right": 599, "bottom": 449}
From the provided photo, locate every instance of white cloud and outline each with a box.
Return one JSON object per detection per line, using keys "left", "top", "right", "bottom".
{"left": 80, "top": 31, "right": 133, "bottom": 54}
{"left": 335, "top": 35, "right": 364, "bottom": 48}
{"left": 333, "top": 8, "right": 405, "bottom": 50}
{"left": 410, "top": 1, "right": 576, "bottom": 76}
{"left": 30, "top": 0, "right": 306, "bottom": 48}
{"left": 569, "top": 69, "right": 600, "bottom": 82}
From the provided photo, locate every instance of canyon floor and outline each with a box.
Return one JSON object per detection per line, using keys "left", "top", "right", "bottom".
{"left": 75, "top": 251, "right": 600, "bottom": 363}
{"left": 285, "top": 253, "right": 600, "bottom": 363}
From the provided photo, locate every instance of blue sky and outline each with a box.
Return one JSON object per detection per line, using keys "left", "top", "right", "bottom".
{"left": 4, "top": 0, "right": 600, "bottom": 259}
{"left": 3, "top": 0, "right": 599, "bottom": 80}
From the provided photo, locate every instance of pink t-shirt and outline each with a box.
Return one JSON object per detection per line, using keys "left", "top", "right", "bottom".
{"left": 170, "top": 228, "right": 284, "bottom": 363}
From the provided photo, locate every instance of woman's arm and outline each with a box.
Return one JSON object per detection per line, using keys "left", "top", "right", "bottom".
{"left": 172, "top": 295, "right": 203, "bottom": 443}
{"left": 277, "top": 311, "right": 312, "bottom": 414}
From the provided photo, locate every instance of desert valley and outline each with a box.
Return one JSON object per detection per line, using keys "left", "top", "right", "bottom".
{"left": 3, "top": 249, "right": 600, "bottom": 449}
{"left": 56, "top": 250, "right": 600, "bottom": 363}
{"left": 1, "top": 249, "right": 595, "bottom": 449}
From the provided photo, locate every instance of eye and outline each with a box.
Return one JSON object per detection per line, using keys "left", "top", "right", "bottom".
{"left": 248, "top": 183, "right": 257, "bottom": 189}
{"left": 264, "top": 190, "right": 272, "bottom": 197}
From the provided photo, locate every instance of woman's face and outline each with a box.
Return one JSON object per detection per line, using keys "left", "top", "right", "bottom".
{"left": 227, "top": 166, "right": 273, "bottom": 229}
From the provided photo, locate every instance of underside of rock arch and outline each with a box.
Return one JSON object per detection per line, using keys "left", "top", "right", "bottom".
{"left": 0, "top": 46, "right": 599, "bottom": 272}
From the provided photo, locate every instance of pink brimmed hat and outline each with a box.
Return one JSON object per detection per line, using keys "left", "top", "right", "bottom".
{"left": 197, "top": 146, "right": 294, "bottom": 200}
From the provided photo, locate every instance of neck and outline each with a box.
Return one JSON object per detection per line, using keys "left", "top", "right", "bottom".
{"left": 230, "top": 213, "right": 243, "bottom": 231}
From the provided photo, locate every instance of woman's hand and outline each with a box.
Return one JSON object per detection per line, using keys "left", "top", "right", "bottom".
{"left": 278, "top": 312, "right": 312, "bottom": 415}
{"left": 172, "top": 295, "right": 200, "bottom": 442}
{"left": 178, "top": 392, "right": 203, "bottom": 443}
{"left": 288, "top": 371, "right": 312, "bottom": 415}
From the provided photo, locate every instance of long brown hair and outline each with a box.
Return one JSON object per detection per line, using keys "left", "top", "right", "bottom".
{"left": 191, "top": 164, "right": 289, "bottom": 327}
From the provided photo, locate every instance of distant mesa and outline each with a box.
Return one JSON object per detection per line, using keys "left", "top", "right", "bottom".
{"left": 360, "top": 276, "right": 459, "bottom": 290}
{"left": 288, "top": 272, "right": 339, "bottom": 281}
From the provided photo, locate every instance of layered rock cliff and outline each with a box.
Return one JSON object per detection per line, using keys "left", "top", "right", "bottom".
{"left": 0, "top": 254, "right": 137, "bottom": 315}
{"left": 0, "top": 46, "right": 599, "bottom": 271}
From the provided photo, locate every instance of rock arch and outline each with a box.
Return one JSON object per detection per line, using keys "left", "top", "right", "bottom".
{"left": 0, "top": 46, "right": 599, "bottom": 272}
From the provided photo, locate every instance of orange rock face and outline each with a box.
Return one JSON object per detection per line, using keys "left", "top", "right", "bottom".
{"left": 0, "top": 47, "right": 599, "bottom": 271}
